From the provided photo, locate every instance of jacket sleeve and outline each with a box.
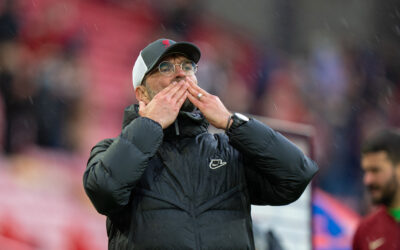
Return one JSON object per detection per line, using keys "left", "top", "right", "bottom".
{"left": 227, "top": 118, "right": 318, "bottom": 205}
{"left": 83, "top": 117, "right": 163, "bottom": 216}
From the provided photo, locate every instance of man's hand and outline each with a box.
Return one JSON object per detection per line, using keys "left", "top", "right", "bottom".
{"left": 186, "top": 79, "right": 232, "bottom": 130}
{"left": 139, "top": 80, "right": 188, "bottom": 129}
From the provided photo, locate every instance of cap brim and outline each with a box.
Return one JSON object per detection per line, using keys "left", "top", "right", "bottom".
{"left": 146, "top": 42, "right": 201, "bottom": 74}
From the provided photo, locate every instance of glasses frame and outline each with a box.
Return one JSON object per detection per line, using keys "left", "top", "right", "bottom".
{"left": 157, "top": 60, "right": 198, "bottom": 76}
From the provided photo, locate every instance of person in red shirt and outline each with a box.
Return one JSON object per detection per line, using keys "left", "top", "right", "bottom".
{"left": 353, "top": 129, "right": 400, "bottom": 250}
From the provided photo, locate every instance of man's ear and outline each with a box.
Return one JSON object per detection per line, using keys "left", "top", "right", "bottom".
{"left": 135, "top": 85, "right": 150, "bottom": 104}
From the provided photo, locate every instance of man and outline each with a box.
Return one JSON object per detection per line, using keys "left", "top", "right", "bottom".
{"left": 83, "top": 38, "right": 318, "bottom": 249}
{"left": 353, "top": 130, "right": 400, "bottom": 250}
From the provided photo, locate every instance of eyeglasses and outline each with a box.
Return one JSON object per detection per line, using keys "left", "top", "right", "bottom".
{"left": 157, "top": 60, "right": 198, "bottom": 76}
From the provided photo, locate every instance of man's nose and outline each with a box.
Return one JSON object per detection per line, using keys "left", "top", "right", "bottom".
{"left": 174, "top": 64, "right": 186, "bottom": 77}
{"left": 363, "top": 172, "right": 373, "bottom": 186}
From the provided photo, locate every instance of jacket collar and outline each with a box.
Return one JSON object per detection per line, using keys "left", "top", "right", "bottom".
{"left": 122, "top": 104, "right": 209, "bottom": 138}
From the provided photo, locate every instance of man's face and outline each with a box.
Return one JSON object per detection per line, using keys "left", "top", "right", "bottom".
{"left": 362, "top": 151, "right": 399, "bottom": 206}
{"left": 142, "top": 54, "right": 198, "bottom": 112}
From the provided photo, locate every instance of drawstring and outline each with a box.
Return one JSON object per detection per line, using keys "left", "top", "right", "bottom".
{"left": 174, "top": 119, "right": 180, "bottom": 136}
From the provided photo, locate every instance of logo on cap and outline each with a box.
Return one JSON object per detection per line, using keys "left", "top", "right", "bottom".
{"left": 162, "top": 39, "right": 170, "bottom": 48}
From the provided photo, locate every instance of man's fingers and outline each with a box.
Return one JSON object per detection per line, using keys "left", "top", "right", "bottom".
{"left": 172, "top": 84, "right": 188, "bottom": 102}
{"left": 138, "top": 101, "right": 147, "bottom": 116}
{"left": 187, "top": 85, "right": 206, "bottom": 101}
{"left": 187, "top": 85, "right": 197, "bottom": 96}
{"left": 187, "top": 91, "right": 202, "bottom": 108}
{"left": 139, "top": 101, "right": 146, "bottom": 110}
{"left": 154, "top": 81, "right": 181, "bottom": 99}
{"left": 176, "top": 92, "right": 188, "bottom": 107}
{"left": 171, "top": 81, "right": 188, "bottom": 101}
{"left": 159, "top": 80, "right": 185, "bottom": 100}
{"left": 186, "top": 79, "right": 208, "bottom": 96}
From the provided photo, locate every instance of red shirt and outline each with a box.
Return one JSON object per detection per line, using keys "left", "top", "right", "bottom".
{"left": 353, "top": 206, "right": 400, "bottom": 250}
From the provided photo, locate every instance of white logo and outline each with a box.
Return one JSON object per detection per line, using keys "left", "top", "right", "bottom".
{"left": 209, "top": 159, "right": 227, "bottom": 169}
{"left": 369, "top": 237, "right": 385, "bottom": 250}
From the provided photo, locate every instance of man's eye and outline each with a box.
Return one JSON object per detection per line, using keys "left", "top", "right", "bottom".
{"left": 159, "top": 62, "right": 173, "bottom": 72}
{"left": 182, "top": 62, "right": 194, "bottom": 71}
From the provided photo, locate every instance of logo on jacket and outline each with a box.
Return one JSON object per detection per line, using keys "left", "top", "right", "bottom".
{"left": 209, "top": 159, "right": 227, "bottom": 169}
{"left": 369, "top": 238, "right": 385, "bottom": 250}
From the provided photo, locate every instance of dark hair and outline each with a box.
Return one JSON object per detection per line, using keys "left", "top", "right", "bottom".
{"left": 362, "top": 129, "right": 400, "bottom": 165}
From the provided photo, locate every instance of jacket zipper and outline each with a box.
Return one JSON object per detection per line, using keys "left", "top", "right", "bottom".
{"left": 188, "top": 138, "right": 200, "bottom": 249}
{"left": 191, "top": 201, "right": 200, "bottom": 249}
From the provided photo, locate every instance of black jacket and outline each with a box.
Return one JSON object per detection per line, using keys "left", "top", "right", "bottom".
{"left": 83, "top": 105, "right": 318, "bottom": 250}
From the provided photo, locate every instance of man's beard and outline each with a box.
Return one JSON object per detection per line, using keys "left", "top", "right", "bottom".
{"left": 145, "top": 85, "right": 195, "bottom": 112}
{"left": 367, "top": 174, "right": 398, "bottom": 206}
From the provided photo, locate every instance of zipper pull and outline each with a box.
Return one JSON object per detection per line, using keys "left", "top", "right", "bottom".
{"left": 174, "top": 119, "right": 180, "bottom": 136}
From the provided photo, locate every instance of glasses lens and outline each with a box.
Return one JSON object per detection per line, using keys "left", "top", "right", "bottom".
{"left": 159, "top": 61, "right": 174, "bottom": 75}
{"left": 181, "top": 61, "right": 197, "bottom": 74}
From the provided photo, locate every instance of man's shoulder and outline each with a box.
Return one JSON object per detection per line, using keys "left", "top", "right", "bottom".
{"left": 91, "top": 137, "right": 116, "bottom": 152}
{"left": 96, "top": 137, "right": 116, "bottom": 146}
{"left": 354, "top": 206, "right": 399, "bottom": 249}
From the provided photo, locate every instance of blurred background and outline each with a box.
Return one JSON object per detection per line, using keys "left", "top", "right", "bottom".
{"left": 0, "top": 0, "right": 399, "bottom": 249}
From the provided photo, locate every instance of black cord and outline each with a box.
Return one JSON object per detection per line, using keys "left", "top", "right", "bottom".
{"left": 225, "top": 114, "right": 233, "bottom": 133}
